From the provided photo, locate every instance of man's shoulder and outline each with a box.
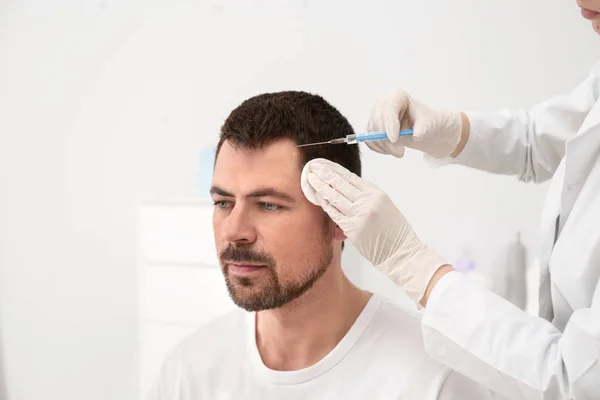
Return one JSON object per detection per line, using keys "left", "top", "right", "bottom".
{"left": 145, "top": 310, "right": 249, "bottom": 399}
{"left": 370, "top": 295, "right": 424, "bottom": 333}
{"left": 359, "top": 296, "right": 465, "bottom": 392}
{"left": 363, "top": 295, "right": 434, "bottom": 357}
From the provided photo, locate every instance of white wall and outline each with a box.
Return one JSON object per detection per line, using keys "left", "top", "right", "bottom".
{"left": 0, "top": 1, "right": 597, "bottom": 399}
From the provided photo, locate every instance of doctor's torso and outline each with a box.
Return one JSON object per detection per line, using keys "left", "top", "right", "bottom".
{"left": 537, "top": 93, "right": 600, "bottom": 331}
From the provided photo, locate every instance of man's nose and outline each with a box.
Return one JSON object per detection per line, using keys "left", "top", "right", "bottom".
{"left": 222, "top": 204, "right": 257, "bottom": 245}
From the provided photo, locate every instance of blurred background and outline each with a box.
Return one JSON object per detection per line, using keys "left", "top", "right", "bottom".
{"left": 0, "top": 1, "right": 597, "bottom": 399}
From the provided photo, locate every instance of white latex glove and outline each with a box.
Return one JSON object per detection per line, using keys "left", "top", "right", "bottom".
{"left": 301, "top": 158, "right": 448, "bottom": 304}
{"left": 366, "top": 89, "right": 463, "bottom": 158}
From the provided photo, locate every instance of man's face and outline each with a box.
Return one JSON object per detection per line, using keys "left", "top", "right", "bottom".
{"left": 211, "top": 139, "right": 340, "bottom": 312}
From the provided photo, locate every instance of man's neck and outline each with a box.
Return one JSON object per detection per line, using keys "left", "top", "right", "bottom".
{"left": 254, "top": 266, "right": 372, "bottom": 371}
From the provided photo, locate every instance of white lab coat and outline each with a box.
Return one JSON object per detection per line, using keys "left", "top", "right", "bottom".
{"left": 421, "top": 61, "right": 600, "bottom": 399}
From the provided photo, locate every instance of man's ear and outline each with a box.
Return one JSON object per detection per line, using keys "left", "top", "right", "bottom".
{"left": 333, "top": 224, "right": 347, "bottom": 242}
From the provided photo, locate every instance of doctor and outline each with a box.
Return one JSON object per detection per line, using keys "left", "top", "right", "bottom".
{"left": 301, "top": 2, "right": 600, "bottom": 399}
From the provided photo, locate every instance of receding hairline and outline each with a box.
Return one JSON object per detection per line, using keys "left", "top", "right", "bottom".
{"left": 215, "top": 136, "right": 306, "bottom": 169}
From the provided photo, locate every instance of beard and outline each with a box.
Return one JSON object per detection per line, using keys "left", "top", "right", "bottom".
{"left": 219, "top": 225, "right": 334, "bottom": 312}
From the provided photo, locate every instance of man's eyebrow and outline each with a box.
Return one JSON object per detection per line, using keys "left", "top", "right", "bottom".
{"left": 209, "top": 186, "right": 234, "bottom": 197}
{"left": 209, "top": 185, "right": 296, "bottom": 203}
{"left": 247, "top": 188, "right": 296, "bottom": 203}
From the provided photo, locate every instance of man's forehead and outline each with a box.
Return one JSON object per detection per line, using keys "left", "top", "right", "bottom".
{"left": 213, "top": 139, "right": 303, "bottom": 191}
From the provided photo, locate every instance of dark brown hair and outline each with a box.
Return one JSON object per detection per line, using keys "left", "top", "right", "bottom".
{"left": 216, "top": 91, "right": 361, "bottom": 177}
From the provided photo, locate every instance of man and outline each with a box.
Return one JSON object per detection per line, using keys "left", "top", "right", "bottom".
{"left": 146, "top": 91, "right": 502, "bottom": 399}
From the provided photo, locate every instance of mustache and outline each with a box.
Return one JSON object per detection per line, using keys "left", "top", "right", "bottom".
{"left": 219, "top": 244, "right": 275, "bottom": 266}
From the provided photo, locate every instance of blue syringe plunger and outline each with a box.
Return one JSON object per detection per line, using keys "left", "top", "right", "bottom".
{"left": 345, "top": 129, "right": 413, "bottom": 144}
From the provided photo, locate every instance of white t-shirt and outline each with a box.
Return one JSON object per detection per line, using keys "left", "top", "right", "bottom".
{"left": 146, "top": 294, "right": 501, "bottom": 399}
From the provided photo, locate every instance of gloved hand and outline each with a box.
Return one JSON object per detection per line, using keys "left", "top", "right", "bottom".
{"left": 301, "top": 158, "right": 449, "bottom": 304}
{"left": 366, "top": 89, "right": 464, "bottom": 158}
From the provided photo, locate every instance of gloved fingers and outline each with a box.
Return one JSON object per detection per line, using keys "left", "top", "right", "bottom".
{"left": 307, "top": 172, "right": 353, "bottom": 215}
{"left": 318, "top": 198, "right": 346, "bottom": 229}
{"left": 302, "top": 159, "right": 362, "bottom": 206}
{"left": 365, "top": 140, "right": 387, "bottom": 154}
{"left": 405, "top": 98, "right": 437, "bottom": 143}
{"left": 382, "top": 104, "right": 402, "bottom": 144}
{"left": 300, "top": 161, "right": 320, "bottom": 205}
{"left": 411, "top": 114, "right": 430, "bottom": 143}
{"left": 308, "top": 158, "right": 366, "bottom": 194}
{"left": 396, "top": 135, "right": 418, "bottom": 147}
{"left": 368, "top": 93, "right": 401, "bottom": 143}
{"left": 382, "top": 90, "right": 410, "bottom": 143}
{"left": 310, "top": 166, "right": 361, "bottom": 202}
{"left": 366, "top": 93, "right": 386, "bottom": 133}
{"left": 366, "top": 140, "right": 406, "bottom": 158}
{"left": 366, "top": 105, "right": 376, "bottom": 133}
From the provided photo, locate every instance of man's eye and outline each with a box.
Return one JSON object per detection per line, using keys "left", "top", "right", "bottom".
{"left": 213, "top": 200, "right": 230, "bottom": 209}
{"left": 260, "top": 202, "right": 280, "bottom": 211}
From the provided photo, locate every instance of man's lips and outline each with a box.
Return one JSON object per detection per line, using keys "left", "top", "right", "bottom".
{"left": 227, "top": 263, "right": 267, "bottom": 275}
{"left": 581, "top": 7, "right": 600, "bottom": 20}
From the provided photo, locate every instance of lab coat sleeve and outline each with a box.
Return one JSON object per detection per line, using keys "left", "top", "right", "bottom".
{"left": 428, "top": 61, "right": 600, "bottom": 183}
{"left": 422, "top": 271, "right": 600, "bottom": 399}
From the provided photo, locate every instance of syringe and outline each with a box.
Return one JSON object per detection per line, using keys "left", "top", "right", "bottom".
{"left": 297, "top": 129, "right": 413, "bottom": 147}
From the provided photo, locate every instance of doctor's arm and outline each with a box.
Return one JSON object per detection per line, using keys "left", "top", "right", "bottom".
{"left": 422, "top": 270, "right": 600, "bottom": 400}
{"left": 301, "top": 159, "right": 600, "bottom": 400}
{"left": 367, "top": 62, "right": 600, "bottom": 183}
